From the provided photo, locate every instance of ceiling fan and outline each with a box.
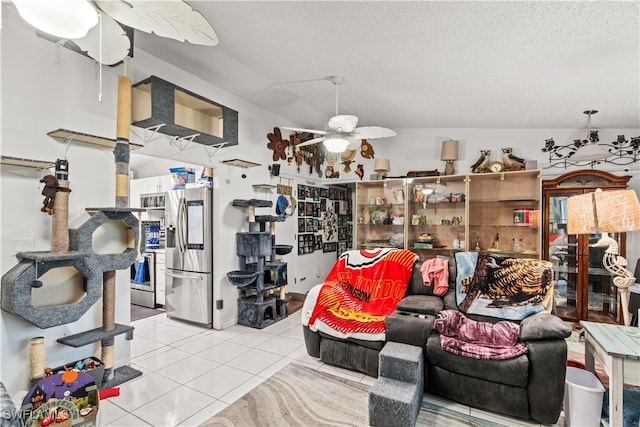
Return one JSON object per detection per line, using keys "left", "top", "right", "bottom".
{"left": 12, "top": 0, "right": 218, "bottom": 65}
{"left": 282, "top": 76, "right": 396, "bottom": 153}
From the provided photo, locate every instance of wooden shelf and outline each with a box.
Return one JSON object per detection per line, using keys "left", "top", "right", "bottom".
{"left": 0, "top": 155, "right": 55, "bottom": 169}
{"left": 48, "top": 128, "right": 143, "bottom": 150}
{"left": 223, "top": 159, "right": 261, "bottom": 168}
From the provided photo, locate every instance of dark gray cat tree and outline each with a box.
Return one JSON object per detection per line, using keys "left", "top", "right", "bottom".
{"left": 227, "top": 199, "right": 292, "bottom": 329}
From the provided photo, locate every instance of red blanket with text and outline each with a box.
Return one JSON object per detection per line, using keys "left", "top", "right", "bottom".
{"left": 307, "top": 248, "right": 418, "bottom": 340}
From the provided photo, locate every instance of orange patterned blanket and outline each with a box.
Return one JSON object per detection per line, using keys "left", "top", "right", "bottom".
{"left": 307, "top": 248, "right": 418, "bottom": 341}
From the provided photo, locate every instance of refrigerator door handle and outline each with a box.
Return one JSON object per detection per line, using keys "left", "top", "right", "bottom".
{"left": 166, "top": 270, "right": 204, "bottom": 281}
{"left": 177, "top": 197, "right": 188, "bottom": 253}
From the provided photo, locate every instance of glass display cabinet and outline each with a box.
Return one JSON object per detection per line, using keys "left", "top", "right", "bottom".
{"left": 467, "top": 170, "right": 541, "bottom": 259}
{"left": 355, "top": 179, "right": 407, "bottom": 249}
{"left": 406, "top": 175, "right": 467, "bottom": 260}
{"left": 543, "top": 170, "right": 631, "bottom": 325}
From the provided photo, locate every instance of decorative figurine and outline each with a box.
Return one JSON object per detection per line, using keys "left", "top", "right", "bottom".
{"left": 470, "top": 150, "right": 491, "bottom": 173}
{"left": 501, "top": 148, "right": 525, "bottom": 171}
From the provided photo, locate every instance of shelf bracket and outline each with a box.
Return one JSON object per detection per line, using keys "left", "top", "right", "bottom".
{"left": 143, "top": 124, "right": 166, "bottom": 142}
{"left": 203, "top": 141, "right": 228, "bottom": 160}
{"left": 170, "top": 133, "right": 200, "bottom": 151}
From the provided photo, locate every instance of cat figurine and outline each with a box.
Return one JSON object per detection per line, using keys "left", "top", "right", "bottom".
{"left": 501, "top": 148, "right": 525, "bottom": 171}
{"left": 470, "top": 150, "right": 491, "bottom": 173}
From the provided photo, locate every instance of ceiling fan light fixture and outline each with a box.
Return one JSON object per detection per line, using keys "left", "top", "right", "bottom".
{"left": 323, "top": 137, "right": 350, "bottom": 153}
{"left": 13, "top": 0, "right": 98, "bottom": 39}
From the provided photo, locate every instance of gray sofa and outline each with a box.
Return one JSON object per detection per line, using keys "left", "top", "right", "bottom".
{"left": 303, "top": 254, "right": 571, "bottom": 425}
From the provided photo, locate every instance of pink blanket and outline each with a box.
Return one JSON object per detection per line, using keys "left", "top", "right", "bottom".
{"left": 433, "top": 310, "right": 527, "bottom": 360}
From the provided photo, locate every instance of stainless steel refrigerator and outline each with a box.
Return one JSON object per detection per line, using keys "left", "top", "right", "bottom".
{"left": 165, "top": 187, "right": 214, "bottom": 327}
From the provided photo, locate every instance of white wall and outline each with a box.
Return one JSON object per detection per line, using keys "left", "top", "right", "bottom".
{"left": 0, "top": 5, "right": 130, "bottom": 396}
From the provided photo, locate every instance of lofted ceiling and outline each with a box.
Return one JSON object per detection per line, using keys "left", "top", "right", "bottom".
{"left": 131, "top": 1, "right": 640, "bottom": 133}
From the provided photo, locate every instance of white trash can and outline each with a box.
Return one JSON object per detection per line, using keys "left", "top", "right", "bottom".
{"left": 564, "top": 366, "right": 606, "bottom": 427}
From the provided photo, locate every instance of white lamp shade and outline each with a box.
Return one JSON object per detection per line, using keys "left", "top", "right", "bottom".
{"left": 374, "top": 158, "right": 390, "bottom": 173}
{"left": 323, "top": 137, "right": 350, "bottom": 153}
{"left": 440, "top": 139, "right": 459, "bottom": 161}
{"left": 13, "top": 0, "right": 98, "bottom": 39}
{"left": 570, "top": 143, "right": 610, "bottom": 161}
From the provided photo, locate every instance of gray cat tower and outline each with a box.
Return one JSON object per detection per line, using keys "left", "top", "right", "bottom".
{"left": 228, "top": 199, "right": 292, "bottom": 329}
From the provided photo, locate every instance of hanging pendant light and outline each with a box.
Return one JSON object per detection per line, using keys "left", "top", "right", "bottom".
{"left": 541, "top": 109, "right": 640, "bottom": 169}
{"left": 12, "top": 0, "right": 98, "bottom": 39}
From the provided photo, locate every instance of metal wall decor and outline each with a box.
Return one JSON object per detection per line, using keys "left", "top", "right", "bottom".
{"left": 541, "top": 110, "right": 640, "bottom": 169}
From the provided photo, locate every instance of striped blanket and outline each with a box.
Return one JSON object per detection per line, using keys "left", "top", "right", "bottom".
{"left": 306, "top": 248, "right": 418, "bottom": 341}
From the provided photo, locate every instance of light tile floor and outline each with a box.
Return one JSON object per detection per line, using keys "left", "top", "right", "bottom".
{"left": 98, "top": 309, "right": 572, "bottom": 426}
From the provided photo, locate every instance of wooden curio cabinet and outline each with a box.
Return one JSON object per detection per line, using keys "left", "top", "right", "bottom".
{"left": 542, "top": 170, "right": 631, "bottom": 325}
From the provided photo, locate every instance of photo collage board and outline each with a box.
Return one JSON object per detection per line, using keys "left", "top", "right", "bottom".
{"left": 297, "top": 184, "right": 353, "bottom": 256}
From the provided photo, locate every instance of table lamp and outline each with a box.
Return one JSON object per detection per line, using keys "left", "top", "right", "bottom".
{"left": 567, "top": 189, "right": 640, "bottom": 325}
{"left": 374, "top": 158, "right": 390, "bottom": 180}
{"left": 440, "top": 139, "right": 459, "bottom": 175}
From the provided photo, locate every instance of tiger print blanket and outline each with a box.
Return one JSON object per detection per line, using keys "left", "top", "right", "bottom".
{"left": 454, "top": 252, "right": 554, "bottom": 320}
{"left": 306, "top": 248, "right": 418, "bottom": 341}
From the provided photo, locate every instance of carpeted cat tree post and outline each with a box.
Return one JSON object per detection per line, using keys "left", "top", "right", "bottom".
{"left": 101, "top": 75, "right": 132, "bottom": 385}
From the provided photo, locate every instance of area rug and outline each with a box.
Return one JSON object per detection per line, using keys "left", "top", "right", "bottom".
{"left": 200, "top": 363, "right": 506, "bottom": 427}
{"left": 131, "top": 304, "right": 165, "bottom": 321}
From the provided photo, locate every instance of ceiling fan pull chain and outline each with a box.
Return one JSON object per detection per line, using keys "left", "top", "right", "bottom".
{"left": 335, "top": 81, "right": 339, "bottom": 116}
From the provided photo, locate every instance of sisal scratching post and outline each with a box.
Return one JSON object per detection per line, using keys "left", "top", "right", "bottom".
{"left": 102, "top": 270, "right": 116, "bottom": 331}
{"left": 114, "top": 75, "right": 131, "bottom": 208}
{"left": 29, "top": 336, "right": 45, "bottom": 383}
{"left": 101, "top": 254, "right": 116, "bottom": 385}
{"left": 51, "top": 181, "right": 70, "bottom": 253}
{"left": 101, "top": 338, "right": 115, "bottom": 384}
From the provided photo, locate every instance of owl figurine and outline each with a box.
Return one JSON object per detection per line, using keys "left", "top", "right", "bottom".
{"left": 501, "top": 148, "right": 525, "bottom": 171}
{"left": 470, "top": 150, "right": 491, "bottom": 173}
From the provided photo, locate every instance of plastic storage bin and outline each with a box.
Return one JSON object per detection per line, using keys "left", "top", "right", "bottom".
{"left": 564, "top": 366, "right": 606, "bottom": 427}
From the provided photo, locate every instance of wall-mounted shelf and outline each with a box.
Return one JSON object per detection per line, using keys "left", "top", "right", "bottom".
{"left": 223, "top": 159, "right": 261, "bottom": 168}
{"left": 47, "top": 128, "right": 143, "bottom": 150}
{"left": 131, "top": 75, "right": 238, "bottom": 147}
{"left": 0, "top": 155, "right": 55, "bottom": 169}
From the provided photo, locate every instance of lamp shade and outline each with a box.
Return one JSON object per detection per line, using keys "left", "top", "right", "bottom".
{"left": 13, "top": 0, "right": 99, "bottom": 39}
{"left": 570, "top": 143, "right": 611, "bottom": 162}
{"left": 440, "top": 139, "right": 459, "bottom": 161}
{"left": 374, "top": 158, "right": 390, "bottom": 173}
{"left": 323, "top": 137, "right": 349, "bottom": 153}
{"left": 567, "top": 189, "right": 640, "bottom": 234}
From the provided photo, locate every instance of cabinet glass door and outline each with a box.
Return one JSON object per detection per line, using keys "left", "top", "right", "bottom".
{"left": 547, "top": 192, "right": 620, "bottom": 323}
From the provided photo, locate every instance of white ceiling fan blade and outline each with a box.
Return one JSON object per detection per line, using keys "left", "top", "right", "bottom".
{"left": 281, "top": 126, "right": 327, "bottom": 135}
{"left": 328, "top": 115, "right": 358, "bottom": 133}
{"left": 71, "top": 13, "right": 130, "bottom": 65}
{"left": 296, "top": 136, "right": 327, "bottom": 148}
{"left": 352, "top": 126, "right": 397, "bottom": 139}
{"left": 347, "top": 138, "right": 361, "bottom": 150}
{"left": 95, "top": 0, "right": 219, "bottom": 46}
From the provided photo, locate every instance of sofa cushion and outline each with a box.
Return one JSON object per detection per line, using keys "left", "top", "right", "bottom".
{"left": 318, "top": 331, "right": 386, "bottom": 351}
{"left": 519, "top": 313, "right": 571, "bottom": 341}
{"left": 426, "top": 334, "right": 529, "bottom": 387}
{"left": 396, "top": 295, "right": 444, "bottom": 315}
{"left": 407, "top": 257, "right": 456, "bottom": 297}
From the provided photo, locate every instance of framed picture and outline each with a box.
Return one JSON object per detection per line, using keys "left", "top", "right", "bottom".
{"left": 323, "top": 242, "right": 337, "bottom": 253}
{"left": 298, "top": 218, "right": 305, "bottom": 233}
{"left": 337, "top": 241, "right": 346, "bottom": 257}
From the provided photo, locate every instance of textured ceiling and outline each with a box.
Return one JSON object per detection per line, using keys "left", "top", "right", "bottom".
{"left": 130, "top": 1, "right": 639, "bottom": 131}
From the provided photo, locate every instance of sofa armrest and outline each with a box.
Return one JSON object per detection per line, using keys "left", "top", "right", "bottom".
{"left": 519, "top": 313, "right": 571, "bottom": 341}
{"left": 385, "top": 311, "right": 435, "bottom": 348}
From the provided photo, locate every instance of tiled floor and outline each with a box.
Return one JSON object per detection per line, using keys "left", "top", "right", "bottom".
{"left": 98, "top": 308, "right": 573, "bottom": 426}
